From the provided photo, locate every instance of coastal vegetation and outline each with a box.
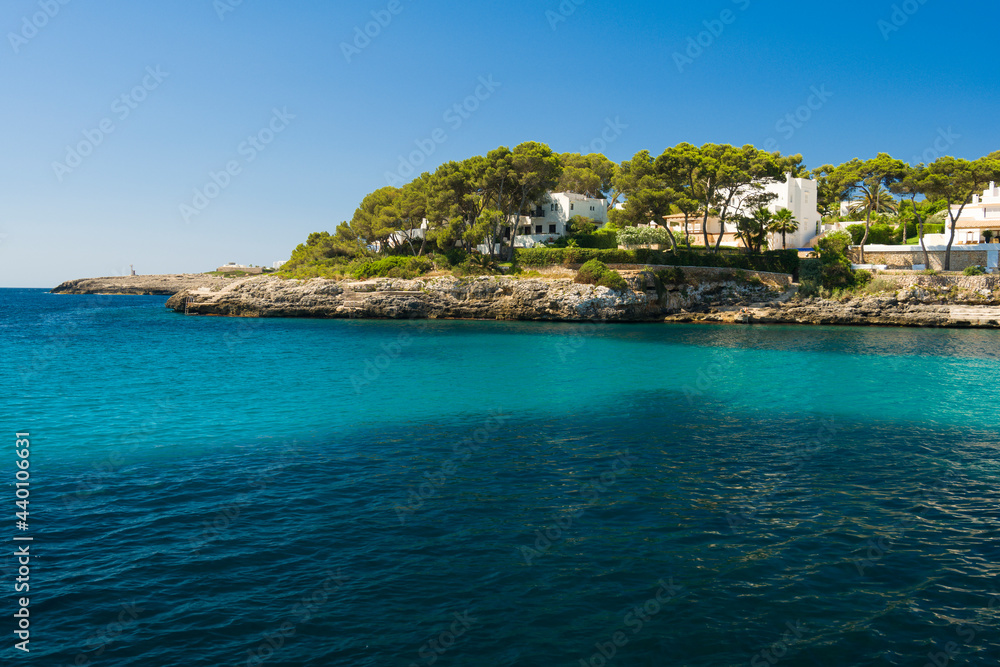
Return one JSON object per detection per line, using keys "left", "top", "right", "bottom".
{"left": 280, "top": 143, "right": 1000, "bottom": 279}
{"left": 573, "top": 260, "right": 629, "bottom": 292}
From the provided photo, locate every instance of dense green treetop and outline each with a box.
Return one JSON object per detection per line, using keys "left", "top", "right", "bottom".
{"left": 285, "top": 143, "right": 1000, "bottom": 271}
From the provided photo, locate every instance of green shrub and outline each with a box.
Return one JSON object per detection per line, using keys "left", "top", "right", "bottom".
{"left": 597, "top": 271, "right": 629, "bottom": 292}
{"left": 927, "top": 210, "right": 949, "bottom": 226}
{"left": 514, "top": 247, "right": 798, "bottom": 274}
{"left": 861, "top": 277, "right": 897, "bottom": 294}
{"left": 797, "top": 259, "right": 823, "bottom": 296}
{"left": 820, "top": 261, "right": 855, "bottom": 289}
{"left": 798, "top": 282, "right": 819, "bottom": 298}
{"left": 575, "top": 259, "right": 629, "bottom": 292}
{"left": 854, "top": 269, "right": 874, "bottom": 286}
{"left": 963, "top": 265, "right": 986, "bottom": 276}
{"left": 443, "top": 248, "right": 468, "bottom": 267}
{"left": 575, "top": 259, "right": 609, "bottom": 285}
{"left": 920, "top": 268, "right": 938, "bottom": 276}
{"left": 656, "top": 267, "right": 686, "bottom": 284}
{"left": 350, "top": 255, "right": 432, "bottom": 279}
{"left": 847, "top": 223, "right": 895, "bottom": 245}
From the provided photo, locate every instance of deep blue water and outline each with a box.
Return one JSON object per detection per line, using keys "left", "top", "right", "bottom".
{"left": 1, "top": 287, "right": 999, "bottom": 666}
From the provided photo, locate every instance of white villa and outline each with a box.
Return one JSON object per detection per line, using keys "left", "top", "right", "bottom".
{"left": 665, "top": 173, "right": 822, "bottom": 249}
{"left": 759, "top": 173, "right": 822, "bottom": 249}
{"left": 515, "top": 192, "right": 609, "bottom": 246}
{"left": 943, "top": 181, "right": 1000, "bottom": 245}
{"left": 478, "top": 191, "right": 609, "bottom": 253}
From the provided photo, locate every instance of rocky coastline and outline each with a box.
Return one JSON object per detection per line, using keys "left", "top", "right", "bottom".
{"left": 155, "top": 270, "right": 1000, "bottom": 329}
{"left": 50, "top": 270, "right": 1000, "bottom": 329}
{"left": 51, "top": 274, "right": 245, "bottom": 296}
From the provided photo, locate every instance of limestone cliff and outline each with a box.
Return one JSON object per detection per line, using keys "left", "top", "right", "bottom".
{"left": 52, "top": 274, "right": 243, "bottom": 296}
{"left": 163, "top": 271, "right": 787, "bottom": 322}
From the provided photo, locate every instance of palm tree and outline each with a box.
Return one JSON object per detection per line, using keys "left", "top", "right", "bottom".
{"left": 848, "top": 177, "right": 899, "bottom": 257}
{"left": 735, "top": 207, "right": 772, "bottom": 254}
{"left": 848, "top": 179, "right": 898, "bottom": 218}
{"left": 768, "top": 208, "right": 799, "bottom": 249}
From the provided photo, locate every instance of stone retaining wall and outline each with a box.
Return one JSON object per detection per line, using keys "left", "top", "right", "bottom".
{"left": 577, "top": 264, "right": 794, "bottom": 288}
{"left": 851, "top": 245, "right": 997, "bottom": 271}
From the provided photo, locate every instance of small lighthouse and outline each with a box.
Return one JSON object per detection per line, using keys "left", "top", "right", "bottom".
{"left": 130, "top": 264, "right": 136, "bottom": 276}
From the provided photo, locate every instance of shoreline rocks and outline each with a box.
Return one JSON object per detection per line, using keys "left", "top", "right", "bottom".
{"left": 51, "top": 274, "right": 245, "bottom": 296}
{"left": 52, "top": 272, "right": 1000, "bottom": 329}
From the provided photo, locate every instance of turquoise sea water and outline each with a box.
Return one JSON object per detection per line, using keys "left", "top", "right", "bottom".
{"left": 1, "top": 287, "right": 999, "bottom": 666}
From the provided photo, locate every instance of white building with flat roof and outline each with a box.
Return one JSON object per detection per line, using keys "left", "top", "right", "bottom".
{"left": 732, "top": 174, "right": 822, "bottom": 249}
{"left": 943, "top": 181, "right": 1000, "bottom": 245}
{"left": 761, "top": 174, "right": 822, "bottom": 249}
{"left": 477, "top": 191, "right": 609, "bottom": 253}
{"left": 515, "top": 192, "right": 609, "bottom": 245}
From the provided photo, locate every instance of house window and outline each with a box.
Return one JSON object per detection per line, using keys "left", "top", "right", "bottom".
{"left": 549, "top": 224, "right": 557, "bottom": 234}
{"left": 570, "top": 204, "right": 574, "bottom": 210}
{"left": 550, "top": 204, "right": 556, "bottom": 211}
{"left": 522, "top": 227, "right": 531, "bottom": 235}
{"left": 535, "top": 225, "right": 543, "bottom": 234}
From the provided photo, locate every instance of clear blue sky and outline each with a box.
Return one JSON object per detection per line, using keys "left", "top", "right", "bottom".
{"left": 2, "top": 0, "right": 997, "bottom": 287}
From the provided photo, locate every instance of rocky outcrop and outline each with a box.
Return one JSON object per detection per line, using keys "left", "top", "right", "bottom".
{"left": 57, "top": 268, "right": 1000, "bottom": 328}
{"left": 164, "top": 272, "right": 789, "bottom": 321}
{"left": 162, "top": 272, "right": 1000, "bottom": 328}
{"left": 166, "top": 275, "right": 661, "bottom": 321}
{"left": 666, "top": 273, "right": 1000, "bottom": 328}
{"left": 665, "top": 298, "right": 1000, "bottom": 328}
{"left": 51, "top": 274, "right": 244, "bottom": 295}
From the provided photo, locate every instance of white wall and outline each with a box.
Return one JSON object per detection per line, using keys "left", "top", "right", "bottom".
{"left": 763, "top": 176, "right": 821, "bottom": 249}
{"left": 518, "top": 192, "right": 609, "bottom": 242}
